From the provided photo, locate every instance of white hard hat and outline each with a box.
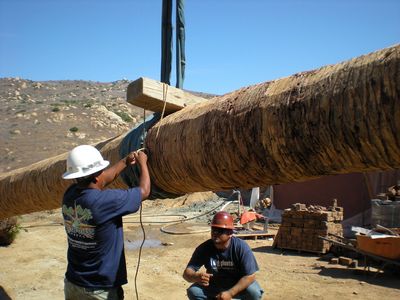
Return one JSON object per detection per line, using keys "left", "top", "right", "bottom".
{"left": 62, "top": 145, "right": 110, "bottom": 179}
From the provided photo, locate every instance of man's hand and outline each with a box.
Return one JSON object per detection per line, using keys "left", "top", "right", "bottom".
{"left": 196, "top": 272, "right": 213, "bottom": 287}
{"left": 134, "top": 150, "right": 148, "bottom": 167}
{"left": 183, "top": 268, "right": 213, "bottom": 287}
{"left": 126, "top": 150, "right": 148, "bottom": 166}
{"left": 125, "top": 151, "right": 137, "bottom": 165}
{"left": 215, "top": 290, "right": 234, "bottom": 300}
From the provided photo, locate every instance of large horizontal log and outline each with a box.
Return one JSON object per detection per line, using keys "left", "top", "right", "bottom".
{"left": 0, "top": 44, "right": 399, "bottom": 219}
{"left": 146, "top": 44, "right": 400, "bottom": 193}
{"left": 0, "top": 136, "right": 127, "bottom": 219}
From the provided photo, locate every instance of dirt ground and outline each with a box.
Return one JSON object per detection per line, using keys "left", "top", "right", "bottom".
{"left": 0, "top": 197, "right": 399, "bottom": 300}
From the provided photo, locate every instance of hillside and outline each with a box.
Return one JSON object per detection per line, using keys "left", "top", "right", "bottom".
{"left": 0, "top": 77, "right": 144, "bottom": 173}
{"left": 0, "top": 77, "right": 217, "bottom": 174}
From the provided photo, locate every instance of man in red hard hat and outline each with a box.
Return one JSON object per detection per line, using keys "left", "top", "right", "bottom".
{"left": 183, "top": 211, "right": 264, "bottom": 300}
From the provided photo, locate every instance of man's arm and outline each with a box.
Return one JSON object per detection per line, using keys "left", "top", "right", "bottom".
{"left": 135, "top": 151, "right": 150, "bottom": 200}
{"left": 183, "top": 267, "right": 213, "bottom": 287}
{"left": 102, "top": 150, "right": 150, "bottom": 200}
{"left": 101, "top": 152, "right": 135, "bottom": 186}
{"left": 217, "top": 273, "right": 256, "bottom": 300}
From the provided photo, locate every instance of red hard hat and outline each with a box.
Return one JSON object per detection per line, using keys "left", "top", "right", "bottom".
{"left": 211, "top": 211, "right": 234, "bottom": 230}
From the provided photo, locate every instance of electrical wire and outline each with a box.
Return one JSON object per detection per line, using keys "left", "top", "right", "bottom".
{"left": 123, "top": 214, "right": 187, "bottom": 224}
{"left": 160, "top": 199, "right": 230, "bottom": 234}
{"left": 132, "top": 197, "right": 228, "bottom": 298}
{"left": 134, "top": 108, "right": 147, "bottom": 300}
{"left": 20, "top": 222, "right": 63, "bottom": 229}
{"left": 134, "top": 201, "right": 145, "bottom": 300}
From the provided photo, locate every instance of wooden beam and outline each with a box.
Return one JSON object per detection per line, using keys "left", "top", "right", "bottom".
{"left": 126, "top": 77, "right": 208, "bottom": 114}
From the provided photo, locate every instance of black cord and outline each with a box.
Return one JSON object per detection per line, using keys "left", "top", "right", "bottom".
{"left": 134, "top": 201, "right": 145, "bottom": 300}
{"left": 133, "top": 107, "right": 148, "bottom": 300}
{"left": 20, "top": 222, "right": 63, "bottom": 229}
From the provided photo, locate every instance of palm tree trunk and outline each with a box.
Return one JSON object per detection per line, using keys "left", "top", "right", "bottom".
{"left": 0, "top": 44, "right": 399, "bottom": 219}
{"left": 146, "top": 44, "right": 400, "bottom": 193}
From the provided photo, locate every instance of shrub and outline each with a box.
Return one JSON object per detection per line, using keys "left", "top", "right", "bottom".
{"left": 114, "top": 111, "right": 133, "bottom": 123}
{"left": 0, "top": 217, "right": 20, "bottom": 246}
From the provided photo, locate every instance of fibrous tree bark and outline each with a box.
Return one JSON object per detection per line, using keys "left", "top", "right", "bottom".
{"left": 0, "top": 136, "right": 127, "bottom": 219}
{"left": 146, "top": 44, "right": 400, "bottom": 194}
{"left": 0, "top": 44, "right": 399, "bottom": 219}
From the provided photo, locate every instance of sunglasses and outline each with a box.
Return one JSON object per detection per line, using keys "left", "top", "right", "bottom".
{"left": 211, "top": 227, "right": 232, "bottom": 235}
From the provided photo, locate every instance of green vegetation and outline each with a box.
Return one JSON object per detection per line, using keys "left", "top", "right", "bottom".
{"left": 69, "top": 127, "right": 79, "bottom": 132}
{"left": 0, "top": 217, "right": 21, "bottom": 246}
{"left": 114, "top": 111, "right": 133, "bottom": 123}
{"left": 50, "top": 102, "right": 63, "bottom": 112}
{"left": 61, "top": 99, "right": 81, "bottom": 105}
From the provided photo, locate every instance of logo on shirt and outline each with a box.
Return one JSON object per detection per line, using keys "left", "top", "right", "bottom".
{"left": 210, "top": 258, "right": 235, "bottom": 272}
{"left": 62, "top": 204, "right": 95, "bottom": 239}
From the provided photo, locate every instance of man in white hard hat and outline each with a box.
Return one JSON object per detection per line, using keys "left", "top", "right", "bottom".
{"left": 61, "top": 145, "right": 150, "bottom": 300}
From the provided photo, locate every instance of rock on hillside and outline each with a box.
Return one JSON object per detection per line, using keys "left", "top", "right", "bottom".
{"left": 0, "top": 77, "right": 144, "bottom": 173}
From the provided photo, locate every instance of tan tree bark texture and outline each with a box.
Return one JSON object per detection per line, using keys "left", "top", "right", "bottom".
{"left": 0, "top": 135, "right": 126, "bottom": 219}
{"left": 0, "top": 44, "right": 399, "bottom": 219}
{"left": 146, "top": 44, "right": 399, "bottom": 193}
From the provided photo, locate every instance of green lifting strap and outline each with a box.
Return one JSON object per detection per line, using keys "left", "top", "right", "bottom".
{"left": 176, "top": 0, "right": 185, "bottom": 89}
{"left": 161, "top": 0, "right": 185, "bottom": 88}
{"left": 161, "top": 0, "right": 172, "bottom": 84}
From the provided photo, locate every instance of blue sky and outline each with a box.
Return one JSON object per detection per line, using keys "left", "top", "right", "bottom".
{"left": 0, "top": 0, "right": 399, "bottom": 95}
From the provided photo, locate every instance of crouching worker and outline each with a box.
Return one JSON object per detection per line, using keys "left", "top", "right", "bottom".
{"left": 183, "top": 211, "right": 264, "bottom": 300}
{"left": 61, "top": 145, "right": 150, "bottom": 300}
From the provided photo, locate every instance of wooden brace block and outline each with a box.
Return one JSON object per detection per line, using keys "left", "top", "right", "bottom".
{"left": 339, "top": 256, "right": 353, "bottom": 266}
{"left": 329, "top": 257, "right": 339, "bottom": 264}
{"left": 126, "top": 77, "right": 209, "bottom": 114}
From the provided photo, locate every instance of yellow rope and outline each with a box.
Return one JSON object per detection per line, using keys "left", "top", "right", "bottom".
{"left": 134, "top": 84, "right": 169, "bottom": 298}
{"left": 156, "top": 83, "right": 169, "bottom": 138}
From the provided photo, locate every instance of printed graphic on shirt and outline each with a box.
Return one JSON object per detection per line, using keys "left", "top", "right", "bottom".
{"left": 210, "top": 258, "right": 235, "bottom": 272}
{"left": 62, "top": 204, "right": 95, "bottom": 240}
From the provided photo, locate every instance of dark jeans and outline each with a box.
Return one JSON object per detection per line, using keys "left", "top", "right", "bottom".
{"left": 187, "top": 281, "right": 264, "bottom": 300}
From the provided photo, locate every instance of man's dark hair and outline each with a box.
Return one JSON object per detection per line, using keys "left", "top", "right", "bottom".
{"left": 76, "top": 170, "right": 103, "bottom": 186}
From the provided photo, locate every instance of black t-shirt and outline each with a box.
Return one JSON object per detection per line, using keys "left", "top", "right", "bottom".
{"left": 62, "top": 185, "right": 141, "bottom": 288}
{"left": 186, "top": 236, "right": 259, "bottom": 289}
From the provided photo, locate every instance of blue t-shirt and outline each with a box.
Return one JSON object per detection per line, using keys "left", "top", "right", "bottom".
{"left": 62, "top": 184, "right": 141, "bottom": 288}
{"left": 186, "top": 236, "right": 259, "bottom": 290}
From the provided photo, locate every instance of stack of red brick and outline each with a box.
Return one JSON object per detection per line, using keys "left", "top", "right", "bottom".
{"left": 273, "top": 201, "right": 343, "bottom": 254}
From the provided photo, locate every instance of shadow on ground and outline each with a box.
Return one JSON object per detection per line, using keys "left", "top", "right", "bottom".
{"left": 0, "top": 286, "right": 12, "bottom": 300}
{"left": 317, "top": 266, "right": 400, "bottom": 289}
{"left": 252, "top": 245, "right": 400, "bottom": 290}
{"left": 252, "top": 245, "right": 318, "bottom": 257}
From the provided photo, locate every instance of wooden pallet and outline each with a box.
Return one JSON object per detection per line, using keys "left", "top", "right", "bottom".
{"left": 234, "top": 230, "right": 275, "bottom": 240}
{"left": 274, "top": 245, "right": 327, "bottom": 255}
